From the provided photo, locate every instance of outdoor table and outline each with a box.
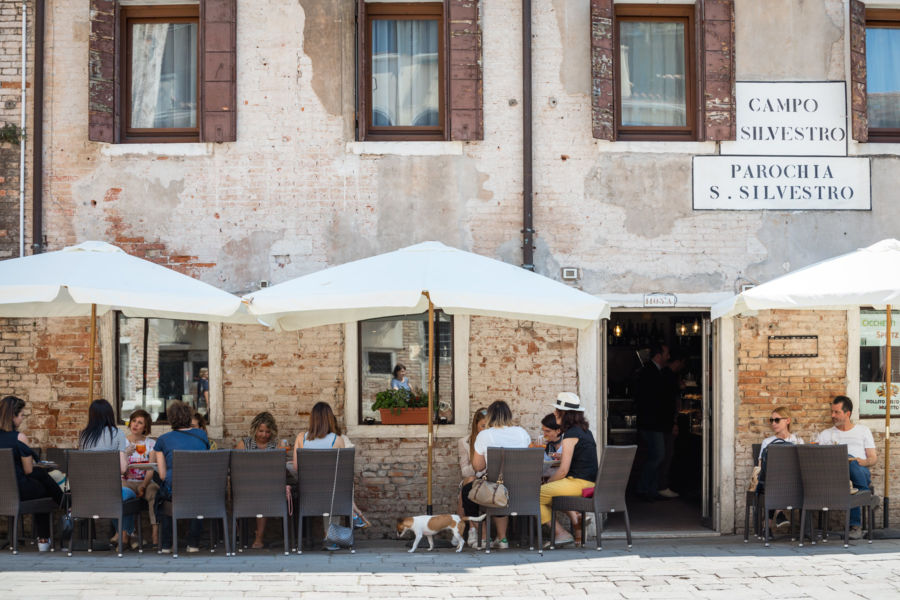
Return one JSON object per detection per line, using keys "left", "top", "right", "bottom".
{"left": 33, "top": 460, "right": 59, "bottom": 470}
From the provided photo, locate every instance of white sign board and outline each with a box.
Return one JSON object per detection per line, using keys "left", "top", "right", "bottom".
{"left": 643, "top": 293, "right": 677, "bottom": 307}
{"left": 721, "top": 82, "right": 848, "bottom": 156}
{"left": 693, "top": 155, "right": 871, "bottom": 210}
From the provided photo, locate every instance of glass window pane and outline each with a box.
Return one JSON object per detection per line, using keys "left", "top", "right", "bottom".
{"left": 118, "top": 316, "right": 208, "bottom": 423}
{"left": 131, "top": 22, "right": 198, "bottom": 129}
{"left": 866, "top": 27, "right": 900, "bottom": 129}
{"left": 619, "top": 21, "right": 687, "bottom": 127}
{"left": 859, "top": 310, "right": 900, "bottom": 417}
{"left": 359, "top": 312, "right": 453, "bottom": 424}
{"left": 371, "top": 19, "right": 440, "bottom": 127}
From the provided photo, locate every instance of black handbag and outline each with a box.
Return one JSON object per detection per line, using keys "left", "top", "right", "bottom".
{"left": 323, "top": 450, "right": 353, "bottom": 548}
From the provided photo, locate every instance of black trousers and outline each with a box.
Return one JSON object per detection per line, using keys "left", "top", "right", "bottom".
{"left": 18, "top": 469, "right": 64, "bottom": 538}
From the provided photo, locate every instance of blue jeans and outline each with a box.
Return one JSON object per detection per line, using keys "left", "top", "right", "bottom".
{"left": 113, "top": 487, "right": 137, "bottom": 535}
{"left": 638, "top": 430, "right": 665, "bottom": 496}
{"left": 849, "top": 460, "right": 872, "bottom": 527}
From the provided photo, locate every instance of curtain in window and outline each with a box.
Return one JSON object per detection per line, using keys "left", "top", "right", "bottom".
{"left": 866, "top": 27, "right": 900, "bottom": 129}
{"left": 619, "top": 21, "right": 686, "bottom": 127}
{"left": 371, "top": 19, "right": 439, "bottom": 127}
{"left": 131, "top": 23, "right": 198, "bottom": 129}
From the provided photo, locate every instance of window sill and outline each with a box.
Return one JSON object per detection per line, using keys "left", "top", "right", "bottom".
{"left": 596, "top": 140, "right": 718, "bottom": 154}
{"left": 852, "top": 142, "right": 900, "bottom": 156}
{"left": 101, "top": 143, "right": 213, "bottom": 157}
{"left": 346, "top": 141, "right": 464, "bottom": 156}
{"left": 345, "top": 422, "right": 467, "bottom": 439}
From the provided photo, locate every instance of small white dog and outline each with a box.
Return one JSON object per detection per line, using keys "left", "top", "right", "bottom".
{"left": 396, "top": 513, "right": 487, "bottom": 552}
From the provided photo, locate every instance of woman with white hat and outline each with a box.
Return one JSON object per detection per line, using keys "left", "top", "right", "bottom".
{"left": 538, "top": 392, "right": 598, "bottom": 546}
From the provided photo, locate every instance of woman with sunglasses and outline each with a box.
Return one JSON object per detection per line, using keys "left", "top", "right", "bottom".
{"left": 758, "top": 406, "right": 803, "bottom": 529}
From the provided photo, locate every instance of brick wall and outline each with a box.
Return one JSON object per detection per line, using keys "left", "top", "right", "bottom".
{"left": 0, "top": 0, "right": 33, "bottom": 258}
{"left": 734, "top": 309, "right": 900, "bottom": 531}
{"left": 0, "top": 316, "right": 96, "bottom": 448}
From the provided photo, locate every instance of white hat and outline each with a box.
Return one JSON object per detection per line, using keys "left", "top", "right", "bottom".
{"left": 551, "top": 392, "right": 584, "bottom": 412}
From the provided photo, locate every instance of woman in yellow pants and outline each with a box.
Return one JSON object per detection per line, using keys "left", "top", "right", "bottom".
{"left": 539, "top": 392, "right": 598, "bottom": 546}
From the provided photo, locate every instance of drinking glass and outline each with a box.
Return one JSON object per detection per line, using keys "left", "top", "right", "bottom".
{"left": 136, "top": 442, "right": 146, "bottom": 456}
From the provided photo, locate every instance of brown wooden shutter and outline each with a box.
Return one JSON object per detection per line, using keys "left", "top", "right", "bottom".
{"left": 201, "top": 0, "right": 237, "bottom": 143}
{"left": 357, "top": 0, "right": 367, "bottom": 140}
{"left": 850, "top": 0, "right": 867, "bottom": 143}
{"left": 590, "top": 0, "right": 614, "bottom": 141}
{"left": 89, "top": 0, "right": 117, "bottom": 143}
{"left": 699, "top": 0, "right": 735, "bottom": 141}
{"left": 447, "top": 0, "right": 483, "bottom": 141}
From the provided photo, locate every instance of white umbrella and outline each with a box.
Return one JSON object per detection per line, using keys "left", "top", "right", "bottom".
{"left": 0, "top": 241, "right": 243, "bottom": 402}
{"left": 712, "top": 238, "right": 900, "bottom": 526}
{"left": 244, "top": 241, "right": 609, "bottom": 513}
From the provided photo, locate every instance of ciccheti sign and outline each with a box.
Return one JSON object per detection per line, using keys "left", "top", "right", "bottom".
{"left": 693, "top": 82, "right": 870, "bottom": 211}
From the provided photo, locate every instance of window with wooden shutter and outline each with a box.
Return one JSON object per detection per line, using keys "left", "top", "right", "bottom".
{"left": 862, "top": 7, "right": 900, "bottom": 143}
{"left": 88, "top": 1, "right": 236, "bottom": 144}
{"left": 357, "top": 0, "right": 483, "bottom": 142}
{"left": 591, "top": 0, "right": 735, "bottom": 142}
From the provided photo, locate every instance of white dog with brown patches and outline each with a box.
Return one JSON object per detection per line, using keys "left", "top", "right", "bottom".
{"left": 396, "top": 513, "right": 486, "bottom": 552}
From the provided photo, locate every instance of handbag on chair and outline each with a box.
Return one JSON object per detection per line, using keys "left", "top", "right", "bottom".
{"left": 468, "top": 449, "right": 509, "bottom": 508}
{"left": 323, "top": 450, "right": 353, "bottom": 548}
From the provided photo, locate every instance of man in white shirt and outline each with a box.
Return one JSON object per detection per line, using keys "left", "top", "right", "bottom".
{"left": 815, "top": 395, "right": 877, "bottom": 539}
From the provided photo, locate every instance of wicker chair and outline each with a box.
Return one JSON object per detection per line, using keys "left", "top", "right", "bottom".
{"left": 796, "top": 444, "right": 877, "bottom": 548}
{"left": 480, "top": 447, "right": 544, "bottom": 555}
{"left": 0, "top": 448, "right": 58, "bottom": 554}
{"left": 231, "top": 450, "right": 290, "bottom": 555}
{"left": 159, "top": 450, "right": 232, "bottom": 558}
{"left": 295, "top": 448, "right": 355, "bottom": 553}
{"left": 550, "top": 445, "right": 637, "bottom": 551}
{"left": 758, "top": 444, "right": 803, "bottom": 546}
{"left": 743, "top": 443, "right": 762, "bottom": 542}
{"left": 67, "top": 450, "right": 147, "bottom": 557}
{"left": 44, "top": 448, "right": 68, "bottom": 473}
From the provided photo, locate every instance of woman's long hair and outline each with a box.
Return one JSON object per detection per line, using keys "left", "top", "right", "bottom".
{"left": 485, "top": 400, "right": 513, "bottom": 428}
{"left": 558, "top": 409, "right": 590, "bottom": 433}
{"left": 79, "top": 398, "right": 118, "bottom": 449}
{"left": 469, "top": 408, "right": 487, "bottom": 460}
{"left": 0, "top": 395, "right": 25, "bottom": 432}
{"left": 249, "top": 411, "right": 278, "bottom": 440}
{"left": 307, "top": 402, "right": 338, "bottom": 440}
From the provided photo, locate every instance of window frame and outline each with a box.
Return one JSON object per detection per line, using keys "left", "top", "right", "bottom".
{"left": 360, "top": 1, "right": 447, "bottom": 142}
{"left": 864, "top": 9, "right": 900, "bottom": 143}
{"left": 613, "top": 4, "right": 697, "bottom": 142}
{"left": 120, "top": 4, "right": 201, "bottom": 143}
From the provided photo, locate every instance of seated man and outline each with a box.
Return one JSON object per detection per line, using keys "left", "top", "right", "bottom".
{"left": 815, "top": 395, "right": 877, "bottom": 539}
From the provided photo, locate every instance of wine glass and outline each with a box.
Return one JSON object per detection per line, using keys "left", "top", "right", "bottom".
{"left": 135, "top": 442, "right": 147, "bottom": 456}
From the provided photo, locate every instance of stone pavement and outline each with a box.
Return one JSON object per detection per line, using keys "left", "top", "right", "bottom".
{"left": 2, "top": 535, "right": 900, "bottom": 600}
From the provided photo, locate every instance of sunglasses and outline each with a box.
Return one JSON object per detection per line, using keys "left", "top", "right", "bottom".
{"left": 769, "top": 417, "right": 786, "bottom": 424}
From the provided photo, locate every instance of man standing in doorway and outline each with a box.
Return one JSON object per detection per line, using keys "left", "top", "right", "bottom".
{"left": 815, "top": 395, "right": 877, "bottom": 539}
{"left": 634, "top": 343, "right": 672, "bottom": 501}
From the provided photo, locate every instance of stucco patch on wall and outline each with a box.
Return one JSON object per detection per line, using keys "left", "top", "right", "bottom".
{"left": 552, "top": 0, "right": 591, "bottom": 96}
{"left": 219, "top": 230, "right": 287, "bottom": 293}
{"left": 297, "top": 0, "right": 352, "bottom": 117}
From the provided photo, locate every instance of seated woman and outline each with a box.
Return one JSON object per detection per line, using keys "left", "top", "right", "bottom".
{"left": 541, "top": 413, "right": 562, "bottom": 457}
{"left": 457, "top": 407, "right": 487, "bottom": 547}
{"left": 539, "top": 392, "right": 598, "bottom": 547}
{"left": 79, "top": 398, "right": 136, "bottom": 549}
{"left": 469, "top": 400, "right": 531, "bottom": 550}
{"left": 191, "top": 412, "right": 218, "bottom": 449}
{"left": 235, "top": 411, "right": 282, "bottom": 548}
{"left": 390, "top": 364, "right": 411, "bottom": 392}
{"left": 122, "top": 409, "right": 160, "bottom": 548}
{"left": 759, "top": 406, "right": 804, "bottom": 530}
{"left": 293, "top": 402, "right": 370, "bottom": 542}
{"left": 0, "top": 395, "right": 64, "bottom": 552}
{"left": 154, "top": 400, "right": 211, "bottom": 554}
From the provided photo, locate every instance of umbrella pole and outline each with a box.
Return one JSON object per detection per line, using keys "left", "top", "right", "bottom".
{"left": 886, "top": 305, "right": 893, "bottom": 527}
{"left": 88, "top": 303, "right": 96, "bottom": 404}
{"left": 424, "top": 291, "right": 435, "bottom": 516}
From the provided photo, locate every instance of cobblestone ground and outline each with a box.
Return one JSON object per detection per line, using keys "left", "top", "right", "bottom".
{"left": 2, "top": 536, "right": 899, "bottom": 599}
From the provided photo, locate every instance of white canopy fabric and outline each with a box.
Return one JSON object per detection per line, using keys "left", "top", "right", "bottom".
{"left": 712, "top": 239, "right": 900, "bottom": 320}
{"left": 243, "top": 241, "right": 610, "bottom": 330}
{"left": 0, "top": 241, "right": 242, "bottom": 321}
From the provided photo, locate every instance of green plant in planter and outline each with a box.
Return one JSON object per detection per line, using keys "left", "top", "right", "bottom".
{"left": 372, "top": 388, "right": 428, "bottom": 414}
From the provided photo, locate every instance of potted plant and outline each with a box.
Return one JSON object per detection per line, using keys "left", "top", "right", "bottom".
{"left": 372, "top": 388, "right": 429, "bottom": 425}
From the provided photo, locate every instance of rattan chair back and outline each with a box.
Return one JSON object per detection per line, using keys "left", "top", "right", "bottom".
{"left": 68, "top": 450, "right": 125, "bottom": 518}
{"left": 762, "top": 444, "right": 803, "bottom": 511}
{"left": 171, "top": 450, "right": 231, "bottom": 519}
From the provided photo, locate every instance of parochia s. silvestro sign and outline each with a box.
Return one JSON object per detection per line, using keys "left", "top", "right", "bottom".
{"left": 693, "top": 82, "right": 871, "bottom": 211}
